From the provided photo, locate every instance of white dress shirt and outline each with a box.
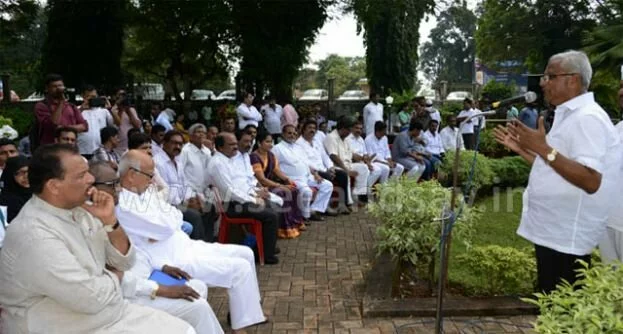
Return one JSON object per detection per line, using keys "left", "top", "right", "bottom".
{"left": 156, "top": 111, "right": 174, "bottom": 131}
{"left": 440, "top": 126, "right": 464, "bottom": 151}
{"left": 346, "top": 134, "right": 367, "bottom": 156}
{"left": 154, "top": 151, "right": 193, "bottom": 205}
{"left": 296, "top": 136, "right": 333, "bottom": 172}
{"left": 518, "top": 92, "right": 622, "bottom": 256}
{"left": 314, "top": 130, "right": 326, "bottom": 146}
{"left": 180, "top": 142, "right": 212, "bottom": 199}
{"left": 207, "top": 151, "right": 257, "bottom": 204}
{"left": 272, "top": 141, "right": 311, "bottom": 180}
{"left": 151, "top": 140, "right": 164, "bottom": 158}
{"left": 422, "top": 130, "right": 445, "bottom": 155}
{"left": 236, "top": 103, "right": 262, "bottom": 130}
{"left": 457, "top": 108, "right": 475, "bottom": 134}
{"left": 324, "top": 130, "right": 354, "bottom": 169}
{"left": 77, "top": 107, "right": 114, "bottom": 155}
{"left": 365, "top": 134, "right": 391, "bottom": 163}
{"left": 261, "top": 104, "right": 283, "bottom": 134}
{"left": 607, "top": 121, "right": 623, "bottom": 232}
{"left": 363, "top": 101, "right": 384, "bottom": 135}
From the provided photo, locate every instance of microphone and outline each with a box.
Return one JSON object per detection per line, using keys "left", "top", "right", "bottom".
{"left": 491, "top": 91, "right": 537, "bottom": 109}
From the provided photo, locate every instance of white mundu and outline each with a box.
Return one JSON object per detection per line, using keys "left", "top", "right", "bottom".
{"left": 116, "top": 188, "right": 266, "bottom": 330}
{"left": 121, "top": 249, "right": 224, "bottom": 334}
{"left": 272, "top": 140, "right": 333, "bottom": 217}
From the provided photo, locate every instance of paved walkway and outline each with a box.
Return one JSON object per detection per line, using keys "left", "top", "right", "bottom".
{"left": 208, "top": 209, "right": 536, "bottom": 333}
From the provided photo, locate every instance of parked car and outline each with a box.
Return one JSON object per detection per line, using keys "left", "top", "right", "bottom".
{"left": 298, "top": 89, "right": 328, "bottom": 101}
{"left": 445, "top": 91, "right": 473, "bottom": 102}
{"left": 191, "top": 89, "right": 216, "bottom": 100}
{"left": 215, "top": 89, "right": 236, "bottom": 101}
{"left": 337, "top": 90, "right": 367, "bottom": 101}
{"left": 22, "top": 91, "right": 83, "bottom": 102}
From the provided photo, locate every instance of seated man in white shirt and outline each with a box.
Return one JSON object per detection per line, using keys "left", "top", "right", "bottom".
{"left": 154, "top": 130, "right": 215, "bottom": 242}
{"left": 237, "top": 92, "right": 262, "bottom": 130}
{"left": 345, "top": 121, "right": 383, "bottom": 184}
{"left": 296, "top": 119, "right": 352, "bottom": 214}
{"left": 151, "top": 124, "right": 167, "bottom": 158}
{"left": 421, "top": 119, "right": 445, "bottom": 164}
{"left": 324, "top": 116, "right": 376, "bottom": 203}
{"left": 440, "top": 115, "right": 464, "bottom": 152}
{"left": 273, "top": 124, "right": 336, "bottom": 221}
{"left": 116, "top": 150, "right": 268, "bottom": 331}
{"left": 90, "top": 161, "right": 223, "bottom": 334}
{"left": 207, "top": 132, "right": 280, "bottom": 264}
{"left": 365, "top": 121, "right": 405, "bottom": 181}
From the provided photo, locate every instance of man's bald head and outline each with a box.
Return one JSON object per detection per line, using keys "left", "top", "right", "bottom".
{"left": 89, "top": 161, "right": 119, "bottom": 203}
{"left": 119, "top": 150, "right": 155, "bottom": 194}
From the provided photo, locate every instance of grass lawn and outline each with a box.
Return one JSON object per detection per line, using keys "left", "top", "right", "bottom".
{"left": 444, "top": 188, "right": 533, "bottom": 295}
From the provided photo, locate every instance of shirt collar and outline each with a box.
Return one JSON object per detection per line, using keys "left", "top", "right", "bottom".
{"left": 31, "top": 195, "right": 80, "bottom": 221}
{"left": 555, "top": 92, "right": 594, "bottom": 114}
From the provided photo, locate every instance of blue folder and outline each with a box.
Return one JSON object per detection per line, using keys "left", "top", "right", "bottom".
{"left": 148, "top": 270, "right": 188, "bottom": 286}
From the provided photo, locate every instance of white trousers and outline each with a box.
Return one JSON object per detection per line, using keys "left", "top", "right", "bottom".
{"left": 599, "top": 226, "right": 623, "bottom": 263}
{"left": 293, "top": 176, "right": 333, "bottom": 217}
{"left": 132, "top": 279, "right": 224, "bottom": 334}
{"left": 405, "top": 163, "right": 425, "bottom": 180}
{"left": 148, "top": 236, "right": 265, "bottom": 330}
{"left": 372, "top": 162, "right": 405, "bottom": 183}
{"left": 350, "top": 162, "right": 382, "bottom": 195}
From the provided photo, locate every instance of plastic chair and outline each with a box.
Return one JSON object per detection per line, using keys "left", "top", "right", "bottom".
{"left": 212, "top": 187, "right": 265, "bottom": 265}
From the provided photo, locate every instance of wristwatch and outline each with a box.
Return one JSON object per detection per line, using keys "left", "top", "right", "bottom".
{"left": 546, "top": 148, "right": 558, "bottom": 164}
{"left": 150, "top": 284, "right": 159, "bottom": 300}
{"left": 104, "top": 220, "right": 120, "bottom": 233}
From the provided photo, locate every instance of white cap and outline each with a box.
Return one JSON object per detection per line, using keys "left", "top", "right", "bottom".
{"left": 425, "top": 99, "right": 433, "bottom": 106}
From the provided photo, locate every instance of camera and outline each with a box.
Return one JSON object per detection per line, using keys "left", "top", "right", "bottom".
{"left": 89, "top": 97, "right": 106, "bottom": 108}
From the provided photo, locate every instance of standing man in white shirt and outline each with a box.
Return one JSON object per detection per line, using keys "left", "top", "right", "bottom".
{"left": 440, "top": 115, "right": 464, "bottom": 152}
{"left": 156, "top": 108, "right": 176, "bottom": 132}
{"left": 237, "top": 92, "right": 262, "bottom": 130}
{"left": 493, "top": 50, "right": 622, "bottom": 293}
{"left": 346, "top": 121, "right": 383, "bottom": 184}
{"left": 422, "top": 119, "right": 445, "bottom": 162}
{"left": 365, "top": 121, "right": 405, "bottom": 181}
{"left": 425, "top": 99, "right": 441, "bottom": 127}
{"left": 261, "top": 96, "right": 283, "bottom": 141}
{"left": 363, "top": 92, "right": 384, "bottom": 136}
{"left": 273, "top": 124, "right": 335, "bottom": 221}
{"left": 457, "top": 98, "right": 476, "bottom": 150}
{"left": 77, "top": 88, "right": 114, "bottom": 159}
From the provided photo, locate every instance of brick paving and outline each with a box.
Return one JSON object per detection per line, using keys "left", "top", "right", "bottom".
{"left": 208, "top": 209, "right": 536, "bottom": 333}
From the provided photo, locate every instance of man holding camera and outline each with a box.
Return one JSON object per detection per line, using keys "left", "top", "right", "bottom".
{"left": 77, "top": 85, "right": 115, "bottom": 159}
{"left": 34, "top": 73, "right": 88, "bottom": 148}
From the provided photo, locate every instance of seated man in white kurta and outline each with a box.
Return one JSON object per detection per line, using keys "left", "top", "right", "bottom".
{"left": 0, "top": 144, "right": 194, "bottom": 334}
{"left": 365, "top": 121, "right": 405, "bottom": 180}
{"left": 89, "top": 161, "right": 223, "bottom": 334}
{"left": 345, "top": 121, "right": 384, "bottom": 184}
{"left": 115, "top": 150, "right": 267, "bottom": 331}
{"left": 272, "top": 124, "right": 335, "bottom": 221}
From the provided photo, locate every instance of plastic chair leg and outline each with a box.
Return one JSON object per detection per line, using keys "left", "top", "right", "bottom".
{"left": 254, "top": 223, "right": 264, "bottom": 266}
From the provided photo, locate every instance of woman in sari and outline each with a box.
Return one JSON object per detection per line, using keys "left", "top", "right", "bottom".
{"left": 0, "top": 156, "right": 32, "bottom": 224}
{"left": 250, "top": 132, "right": 305, "bottom": 239}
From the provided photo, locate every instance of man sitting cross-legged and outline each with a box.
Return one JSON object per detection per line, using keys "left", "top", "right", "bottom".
{"left": 365, "top": 121, "right": 405, "bottom": 181}
{"left": 116, "top": 150, "right": 268, "bottom": 332}
{"left": 89, "top": 161, "right": 223, "bottom": 334}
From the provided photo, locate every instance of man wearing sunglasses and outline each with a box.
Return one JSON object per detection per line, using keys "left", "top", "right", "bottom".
{"left": 493, "top": 50, "right": 622, "bottom": 293}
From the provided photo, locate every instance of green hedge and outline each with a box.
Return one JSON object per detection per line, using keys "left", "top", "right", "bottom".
{"left": 489, "top": 156, "right": 531, "bottom": 187}
{"left": 0, "top": 106, "right": 34, "bottom": 138}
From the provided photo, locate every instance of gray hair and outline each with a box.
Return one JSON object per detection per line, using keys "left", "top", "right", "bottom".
{"left": 549, "top": 50, "right": 592, "bottom": 91}
{"left": 118, "top": 153, "right": 142, "bottom": 177}
{"left": 188, "top": 123, "right": 207, "bottom": 135}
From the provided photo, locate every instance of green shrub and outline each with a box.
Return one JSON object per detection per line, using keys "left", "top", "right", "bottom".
{"left": 457, "top": 245, "right": 536, "bottom": 295}
{"left": 390, "top": 90, "right": 416, "bottom": 110}
{"left": 525, "top": 261, "right": 623, "bottom": 333}
{"left": 440, "top": 150, "right": 495, "bottom": 190}
{"left": 489, "top": 156, "right": 531, "bottom": 187}
{"left": 370, "top": 179, "right": 479, "bottom": 282}
{"left": 478, "top": 128, "right": 511, "bottom": 158}
{"left": 440, "top": 101, "right": 463, "bottom": 121}
{"left": 0, "top": 106, "right": 34, "bottom": 138}
{"left": 481, "top": 80, "right": 515, "bottom": 101}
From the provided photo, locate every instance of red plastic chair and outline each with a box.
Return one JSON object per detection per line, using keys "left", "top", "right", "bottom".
{"left": 212, "top": 187, "right": 265, "bottom": 265}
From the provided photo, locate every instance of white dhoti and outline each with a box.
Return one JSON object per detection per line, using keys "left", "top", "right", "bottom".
{"left": 392, "top": 163, "right": 405, "bottom": 179}
{"left": 131, "top": 279, "right": 223, "bottom": 334}
{"left": 350, "top": 162, "right": 382, "bottom": 195}
{"left": 292, "top": 176, "right": 333, "bottom": 217}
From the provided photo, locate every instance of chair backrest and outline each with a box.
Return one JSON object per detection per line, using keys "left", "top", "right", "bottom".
{"left": 210, "top": 186, "right": 226, "bottom": 215}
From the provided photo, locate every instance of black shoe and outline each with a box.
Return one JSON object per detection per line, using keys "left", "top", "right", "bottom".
{"left": 265, "top": 256, "right": 279, "bottom": 265}
{"left": 323, "top": 208, "right": 339, "bottom": 216}
{"left": 309, "top": 212, "right": 325, "bottom": 221}
{"left": 275, "top": 247, "right": 281, "bottom": 255}
{"left": 227, "top": 312, "right": 231, "bottom": 326}
{"left": 358, "top": 195, "right": 369, "bottom": 203}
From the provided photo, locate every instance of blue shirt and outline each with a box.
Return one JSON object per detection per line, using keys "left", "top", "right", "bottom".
{"left": 519, "top": 107, "right": 538, "bottom": 129}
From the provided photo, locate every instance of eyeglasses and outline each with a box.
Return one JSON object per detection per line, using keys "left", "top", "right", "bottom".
{"left": 540, "top": 73, "right": 577, "bottom": 83}
{"left": 130, "top": 167, "right": 154, "bottom": 179}
{"left": 93, "top": 179, "right": 120, "bottom": 187}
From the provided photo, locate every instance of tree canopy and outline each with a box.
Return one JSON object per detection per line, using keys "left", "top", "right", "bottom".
{"left": 420, "top": 2, "right": 476, "bottom": 85}
{"left": 350, "top": 0, "right": 435, "bottom": 95}
{"left": 41, "top": 0, "right": 128, "bottom": 94}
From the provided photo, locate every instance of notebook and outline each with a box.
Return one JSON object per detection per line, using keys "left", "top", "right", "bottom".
{"left": 148, "top": 270, "right": 187, "bottom": 286}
